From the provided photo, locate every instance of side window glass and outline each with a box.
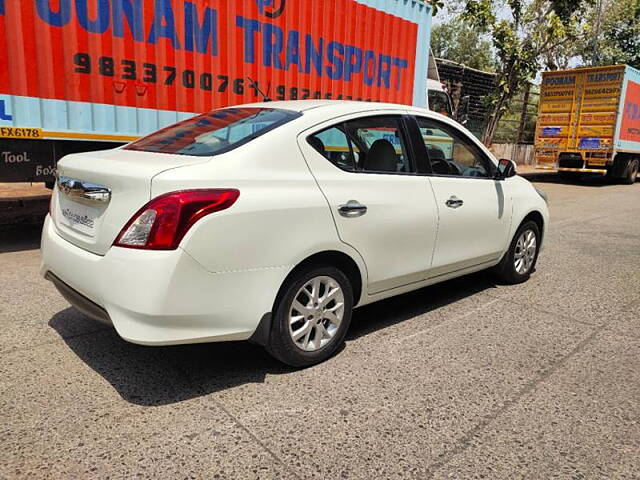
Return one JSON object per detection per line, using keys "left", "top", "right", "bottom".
{"left": 308, "top": 126, "right": 360, "bottom": 171}
{"left": 416, "top": 117, "right": 492, "bottom": 178}
{"left": 428, "top": 91, "right": 452, "bottom": 117}
{"left": 344, "top": 116, "right": 410, "bottom": 174}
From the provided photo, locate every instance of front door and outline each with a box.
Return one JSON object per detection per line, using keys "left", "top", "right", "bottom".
{"left": 299, "top": 113, "right": 439, "bottom": 294}
{"left": 414, "top": 115, "right": 513, "bottom": 276}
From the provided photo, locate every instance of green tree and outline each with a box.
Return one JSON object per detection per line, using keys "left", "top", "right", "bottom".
{"left": 462, "top": 0, "right": 591, "bottom": 145}
{"left": 431, "top": 20, "right": 497, "bottom": 71}
{"left": 582, "top": 0, "right": 640, "bottom": 68}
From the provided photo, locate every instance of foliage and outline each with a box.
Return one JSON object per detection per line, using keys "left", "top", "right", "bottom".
{"left": 581, "top": 0, "right": 640, "bottom": 68}
{"left": 431, "top": 20, "right": 498, "bottom": 71}
{"left": 428, "top": 0, "right": 445, "bottom": 16}
{"left": 493, "top": 84, "right": 540, "bottom": 144}
{"left": 461, "top": 0, "right": 591, "bottom": 145}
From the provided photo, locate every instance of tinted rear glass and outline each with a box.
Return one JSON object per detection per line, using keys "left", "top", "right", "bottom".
{"left": 125, "top": 108, "right": 301, "bottom": 156}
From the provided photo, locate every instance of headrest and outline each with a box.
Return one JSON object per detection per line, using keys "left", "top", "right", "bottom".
{"left": 365, "top": 139, "right": 397, "bottom": 172}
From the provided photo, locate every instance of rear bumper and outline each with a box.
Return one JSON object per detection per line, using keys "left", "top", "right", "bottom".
{"left": 40, "top": 215, "right": 288, "bottom": 345}
{"left": 45, "top": 271, "right": 112, "bottom": 325}
{"left": 558, "top": 167, "right": 607, "bottom": 174}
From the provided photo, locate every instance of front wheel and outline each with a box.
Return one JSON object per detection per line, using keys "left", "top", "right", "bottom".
{"left": 493, "top": 221, "right": 541, "bottom": 284}
{"left": 268, "top": 266, "right": 353, "bottom": 367}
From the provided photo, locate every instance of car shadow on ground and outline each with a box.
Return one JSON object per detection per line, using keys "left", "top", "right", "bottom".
{"left": 49, "top": 271, "right": 499, "bottom": 407}
{"left": 530, "top": 174, "right": 623, "bottom": 188}
{"left": 0, "top": 223, "right": 43, "bottom": 253}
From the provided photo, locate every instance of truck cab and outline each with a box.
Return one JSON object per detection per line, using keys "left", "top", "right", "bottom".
{"left": 427, "top": 79, "right": 454, "bottom": 117}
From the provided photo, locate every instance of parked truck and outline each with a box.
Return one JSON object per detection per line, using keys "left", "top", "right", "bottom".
{"left": 0, "top": 0, "right": 437, "bottom": 186}
{"left": 534, "top": 64, "right": 640, "bottom": 184}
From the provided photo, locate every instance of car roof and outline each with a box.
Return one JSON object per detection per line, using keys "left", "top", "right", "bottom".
{"left": 235, "top": 99, "right": 464, "bottom": 141}
{"left": 238, "top": 99, "right": 430, "bottom": 114}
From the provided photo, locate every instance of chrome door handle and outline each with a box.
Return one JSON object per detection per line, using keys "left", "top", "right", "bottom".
{"left": 338, "top": 200, "right": 367, "bottom": 217}
{"left": 445, "top": 196, "right": 464, "bottom": 208}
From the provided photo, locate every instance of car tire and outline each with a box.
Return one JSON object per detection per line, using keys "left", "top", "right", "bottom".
{"left": 268, "top": 265, "right": 354, "bottom": 367}
{"left": 623, "top": 159, "right": 639, "bottom": 185}
{"left": 493, "top": 220, "right": 541, "bottom": 285}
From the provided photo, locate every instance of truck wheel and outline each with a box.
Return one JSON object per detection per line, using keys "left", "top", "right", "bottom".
{"left": 268, "top": 266, "right": 353, "bottom": 367}
{"left": 623, "top": 159, "right": 639, "bottom": 185}
{"left": 493, "top": 221, "right": 541, "bottom": 285}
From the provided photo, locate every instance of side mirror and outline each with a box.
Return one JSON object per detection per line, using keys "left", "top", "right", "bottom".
{"left": 495, "top": 158, "right": 517, "bottom": 180}
{"left": 456, "top": 95, "right": 470, "bottom": 125}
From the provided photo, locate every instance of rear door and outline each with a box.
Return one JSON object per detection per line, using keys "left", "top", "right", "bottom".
{"left": 412, "top": 115, "right": 512, "bottom": 276}
{"left": 299, "top": 112, "right": 438, "bottom": 294}
{"left": 535, "top": 70, "right": 580, "bottom": 169}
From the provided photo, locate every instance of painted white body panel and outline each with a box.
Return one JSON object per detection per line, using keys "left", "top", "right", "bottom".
{"left": 51, "top": 149, "right": 209, "bottom": 255}
{"left": 41, "top": 216, "right": 282, "bottom": 344}
{"left": 297, "top": 110, "right": 439, "bottom": 294}
{"left": 427, "top": 176, "right": 512, "bottom": 274}
{"left": 41, "top": 100, "right": 549, "bottom": 346}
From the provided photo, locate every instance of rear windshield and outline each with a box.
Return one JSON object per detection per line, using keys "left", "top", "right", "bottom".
{"left": 125, "top": 108, "right": 301, "bottom": 156}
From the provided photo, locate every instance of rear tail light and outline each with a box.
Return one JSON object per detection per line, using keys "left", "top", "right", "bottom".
{"left": 114, "top": 189, "right": 239, "bottom": 250}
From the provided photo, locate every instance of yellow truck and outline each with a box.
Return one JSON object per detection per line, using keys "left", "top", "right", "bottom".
{"left": 534, "top": 65, "right": 640, "bottom": 183}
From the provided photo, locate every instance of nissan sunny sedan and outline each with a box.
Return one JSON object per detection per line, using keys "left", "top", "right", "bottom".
{"left": 41, "top": 101, "right": 549, "bottom": 367}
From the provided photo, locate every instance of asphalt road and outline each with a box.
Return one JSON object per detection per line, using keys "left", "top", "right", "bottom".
{"left": 1, "top": 176, "right": 639, "bottom": 479}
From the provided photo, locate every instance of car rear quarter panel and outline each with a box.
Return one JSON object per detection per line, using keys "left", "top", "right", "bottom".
{"left": 150, "top": 131, "right": 368, "bottom": 296}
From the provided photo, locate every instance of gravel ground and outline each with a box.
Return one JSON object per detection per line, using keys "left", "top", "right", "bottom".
{"left": 0, "top": 175, "right": 638, "bottom": 479}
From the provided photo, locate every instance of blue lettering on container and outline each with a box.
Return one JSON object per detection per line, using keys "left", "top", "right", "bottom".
{"left": 256, "top": 0, "right": 273, "bottom": 15}
{"left": 625, "top": 101, "right": 640, "bottom": 120}
{"left": 148, "top": 0, "right": 181, "bottom": 49}
{"left": 392, "top": 57, "right": 408, "bottom": 90}
{"left": 236, "top": 16, "right": 261, "bottom": 63}
{"left": 184, "top": 2, "right": 218, "bottom": 55}
{"left": 27, "top": 7, "right": 412, "bottom": 91}
{"left": 262, "top": 23, "right": 284, "bottom": 69}
{"left": 377, "top": 54, "right": 391, "bottom": 88}
{"left": 0, "top": 100, "right": 12, "bottom": 121}
{"left": 112, "top": 0, "right": 143, "bottom": 41}
{"left": 344, "top": 46, "right": 362, "bottom": 81}
{"left": 76, "top": 0, "right": 110, "bottom": 34}
{"left": 285, "top": 30, "right": 302, "bottom": 71}
{"left": 326, "top": 41, "right": 344, "bottom": 80}
{"left": 304, "top": 34, "right": 323, "bottom": 76}
{"left": 36, "top": 0, "right": 72, "bottom": 27}
{"left": 383, "top": 133, "right": 399, "bottom": 144}
{"left": 363, "top": 50, "right": 376, "bottom": 86}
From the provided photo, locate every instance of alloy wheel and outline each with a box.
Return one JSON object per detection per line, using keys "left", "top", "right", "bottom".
{"left": 514, "top": 229, "right": 537, "bottom": 275}
{"left": 289, "top": 276, "right": 345, "bottom": 352}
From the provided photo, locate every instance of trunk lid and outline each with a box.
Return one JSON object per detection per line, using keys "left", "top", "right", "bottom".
{"left": 52, "top": 148, "right": 209, "bottom": 255}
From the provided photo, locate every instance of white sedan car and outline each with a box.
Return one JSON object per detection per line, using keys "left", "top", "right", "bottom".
{"left": 41, "top": 100, "right": 549, "bottom": 367}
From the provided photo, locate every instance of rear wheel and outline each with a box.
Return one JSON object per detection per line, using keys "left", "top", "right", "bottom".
{"left": 268, "top": 266, "right": 353, "bottom": 367}
{"left": 493, "top": 221, "right": 541, "bottom": 285}
{"left": 623, "top": 159, "right": 639, "bottom": 185}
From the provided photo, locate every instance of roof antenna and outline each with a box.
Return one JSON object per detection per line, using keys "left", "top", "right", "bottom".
{"left": 247, "top": 77, "right": 272, "bottom": 102}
